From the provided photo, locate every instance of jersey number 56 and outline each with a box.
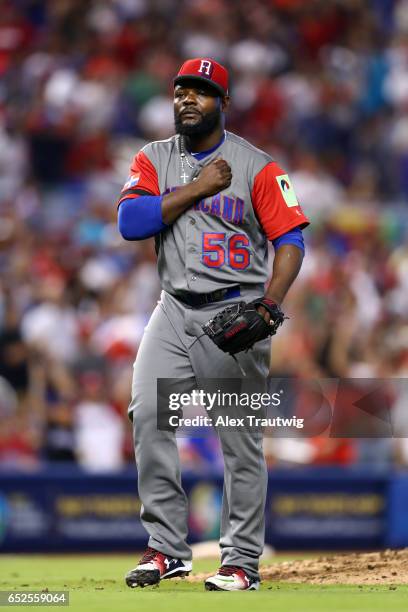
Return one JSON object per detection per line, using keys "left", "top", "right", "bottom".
{"left": 202, "top": 233, "right": 251, "bottom": 270}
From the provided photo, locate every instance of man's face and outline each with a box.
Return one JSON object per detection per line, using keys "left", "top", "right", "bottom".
{"left": 174, "top": 79, "right": 228, "bottom": 137}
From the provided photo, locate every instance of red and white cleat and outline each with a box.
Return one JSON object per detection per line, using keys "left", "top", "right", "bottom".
{"left": 204, "top": 565, "right": 260, "bottom": 591}
{"left": 125, "top": 547, "right": 192, "bottom": 588}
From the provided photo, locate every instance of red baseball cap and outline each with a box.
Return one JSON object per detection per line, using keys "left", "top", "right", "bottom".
{"left": 174, "top": 58, "right": 229, "bottom": 96}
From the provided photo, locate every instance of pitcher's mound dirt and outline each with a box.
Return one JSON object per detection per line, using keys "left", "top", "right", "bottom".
{"left": 188, "top": 549, "right": 408, "bottom": 585}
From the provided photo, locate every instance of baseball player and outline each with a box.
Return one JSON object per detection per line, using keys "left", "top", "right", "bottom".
{"left": 117, "top": 58, "right": 309, "bottom": 591}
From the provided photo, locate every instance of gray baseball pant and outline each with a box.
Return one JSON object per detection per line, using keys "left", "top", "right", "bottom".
{"left": 129, "top": 291, "right": 270, "bottom": 579}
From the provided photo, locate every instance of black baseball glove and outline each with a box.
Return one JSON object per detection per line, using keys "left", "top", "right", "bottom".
{"left": 202, "top": 298, "right": 286, "bottom": 355}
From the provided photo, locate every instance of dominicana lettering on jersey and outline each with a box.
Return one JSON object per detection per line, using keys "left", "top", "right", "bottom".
{"left": 164, "top": 187, "right": 244, "bottom": 226}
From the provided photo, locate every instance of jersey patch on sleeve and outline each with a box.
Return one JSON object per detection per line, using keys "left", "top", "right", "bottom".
{"left": 276, "top": 174, "right": 299, "bottom": 207}
{"left": 122, "top": 173, "right": 141, "bottom": 192}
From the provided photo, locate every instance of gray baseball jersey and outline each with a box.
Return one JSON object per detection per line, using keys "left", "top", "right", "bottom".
{"left": 118, "top": 131, "right": 309, "bottom": 295}
{"left": 120, "top": 130, "right": 308, "bottom": 580}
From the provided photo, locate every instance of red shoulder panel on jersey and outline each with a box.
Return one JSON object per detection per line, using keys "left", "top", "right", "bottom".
{"left": 117, "top": 150, "right": 160, "bottom": 207}
{"left": 251, "top": 162, "right": 309, "bottom": 240}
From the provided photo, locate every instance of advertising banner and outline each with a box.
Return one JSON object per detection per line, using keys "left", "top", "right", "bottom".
{"left": 0, "top": 467, "right": 391, "bottom": 552}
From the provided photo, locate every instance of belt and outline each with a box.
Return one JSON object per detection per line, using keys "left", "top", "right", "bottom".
{"left": 173, "top": 285, "right": 241, "bottom": 307}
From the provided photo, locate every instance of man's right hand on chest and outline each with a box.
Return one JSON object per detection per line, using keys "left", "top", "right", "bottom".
{"left": 161, "top": 158, "right": 232, "bottom": 225}
{"left": 194, "top": 158, "right": 232, "bottom": 198}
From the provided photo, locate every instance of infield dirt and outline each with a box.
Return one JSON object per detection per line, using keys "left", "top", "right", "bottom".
{"left": 189, "top": 549, "right": 408, "bottom": 585}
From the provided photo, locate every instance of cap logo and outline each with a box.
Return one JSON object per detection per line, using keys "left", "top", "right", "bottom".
{"left": 198, "top": 59, "right": 213, "bottom": 77}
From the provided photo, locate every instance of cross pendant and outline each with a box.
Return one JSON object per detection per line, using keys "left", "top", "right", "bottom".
{"left": 181, "top": 171, "right": 189, "bottom": 184}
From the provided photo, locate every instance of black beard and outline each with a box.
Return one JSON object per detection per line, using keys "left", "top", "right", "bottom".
{"left": 174, "top": 109, "right": 221, "bottom": 137}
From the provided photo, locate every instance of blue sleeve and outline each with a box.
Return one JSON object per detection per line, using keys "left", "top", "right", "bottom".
{"left": 272, "top": 226, "right": 305, "bottom": 254}
{"left": 118, "top": 195, "right": 167, "bottom": 240}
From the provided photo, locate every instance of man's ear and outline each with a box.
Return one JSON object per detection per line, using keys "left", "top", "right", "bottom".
{"left": 221, "top": 95, "right": 230, "bottom": 112}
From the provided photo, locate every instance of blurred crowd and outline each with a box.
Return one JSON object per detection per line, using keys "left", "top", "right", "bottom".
{"left": 0, "top": 0, "right": 407, "bottom": 472}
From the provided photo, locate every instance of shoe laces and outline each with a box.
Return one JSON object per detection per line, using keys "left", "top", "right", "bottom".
{"left": 218, "top": 565, "right": 242, "bottom": 576}
{"left": 140, "top": 547, "right": 160, "bottom": 564}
